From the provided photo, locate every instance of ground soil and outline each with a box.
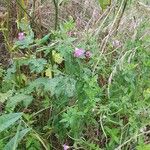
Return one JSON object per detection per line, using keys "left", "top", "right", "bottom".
{"left": 0, "top": 32, "right": 10, "bottom": 68}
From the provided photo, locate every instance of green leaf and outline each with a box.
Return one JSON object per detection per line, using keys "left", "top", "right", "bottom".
{"left": 29, "top": 58, "right": 47, "bottom": 73}
{"left": 6, "top": 93, "right": 33, "bottom": 111}
{"left": 15, "top": 36, "right": 34, "bottom": 49}
{"left": 0, "top": 68, "right": 4, "bottom": 77}
{"left": 0, "top": 90, "right": 13, "bottom": 103}
{"left": 64, "top": 77, "right": 76, "bottom": 97}
{"left": 0, "top": 113, "right": 22, "bottom": 132}
{"left": 4, "top": 128, "right": 31, "bottom": 150}
{"left": 98, "top": 0, "right": 111, "bottom": 10}
{"left": 35, "top": 33, "right": 51, "bottom": 45}
{"left": 137, "top": 144, "right": 150, "bottom": 150}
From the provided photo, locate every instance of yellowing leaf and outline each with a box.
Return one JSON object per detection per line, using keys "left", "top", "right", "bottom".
{"left": 52, "top": 51, "right": 64, "bottom": 64}
{"left": 21, "top": 73, "right": 28, "bottom": 84}
{"left": 0, "top": 90, "right": 13, "bottom": 103}
{"left": 45, "top": 68, "right": 52, "bottom": 78}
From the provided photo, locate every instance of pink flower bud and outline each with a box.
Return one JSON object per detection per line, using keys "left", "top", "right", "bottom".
{"left": 63, "top": 144, "right": 70, "bottom": 150}
{"left": 85, "top": 51, "right": 92, "bottom": 58}
{"left": 18, "top": 32, "right": 25, "bottom": 41}
{"left": 73, "top": 48, "right": 85, "bottom": 58}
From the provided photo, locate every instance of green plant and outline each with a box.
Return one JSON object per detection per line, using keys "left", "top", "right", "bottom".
{"left": 0, "top": 0, "right": 150, "bottom": 149}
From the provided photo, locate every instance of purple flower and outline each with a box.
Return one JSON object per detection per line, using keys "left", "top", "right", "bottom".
{"left": 85, "top": 51, "right": 92, "bottom": 58}
{"left": 73, "top": 48, "right": 85, "bottom": 58}
{"left": 18, "top": 32, "right": 25, "bottom": 41}
{"left": 63, "top": 144, "right": 69, "bottom": 150}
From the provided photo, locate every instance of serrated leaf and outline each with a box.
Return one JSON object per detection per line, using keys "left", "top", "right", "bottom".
{"left": 6, "top": 93, "right": 33, "bottom": 110}
{"left": 0, "top": 113, "right": 22, "bottom": 132}
{"left": 27, "top": 76, "right": 76, "bottom": 97}
{"left": 64, "top": 77, "right": 76, "bottom": 97}
{"left": 29, "top": 58, "right": 47, "bottom": 73}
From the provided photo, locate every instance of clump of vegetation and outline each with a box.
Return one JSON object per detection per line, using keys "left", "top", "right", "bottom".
{"left": 0, "top": 0, "right": 150, "bottom": 149}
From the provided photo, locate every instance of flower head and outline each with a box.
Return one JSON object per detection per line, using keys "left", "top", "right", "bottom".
{"left": 73, "top": 48, "right": 85, "bottom": 58}
{"left": 63, "top": 144, "right": 69, "bottom": 150}
{"left": 85, "top": 51, "right": 92, "bottom": 58}
{"left": 18, "top": 32, "right": 25, "bottom": 41}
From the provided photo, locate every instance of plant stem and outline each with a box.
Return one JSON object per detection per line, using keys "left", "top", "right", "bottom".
{"left": 16, "top": 0, "right": 43, "bottom": 34}
{"left": 53, "top": 0, "right": 58, "bottom": 30}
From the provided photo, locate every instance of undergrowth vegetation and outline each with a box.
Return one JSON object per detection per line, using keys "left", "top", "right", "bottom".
{"left": 0, "top": 0, "right": 150, "bottom": 149}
